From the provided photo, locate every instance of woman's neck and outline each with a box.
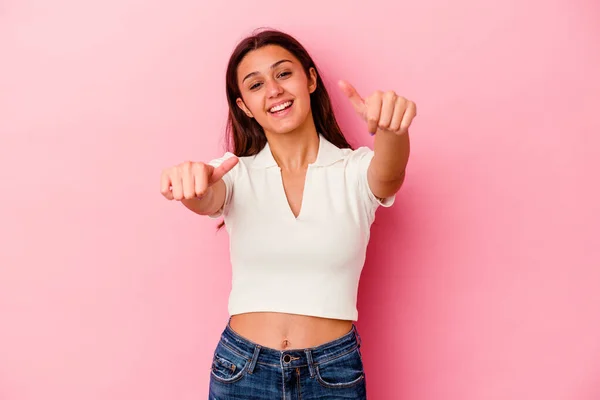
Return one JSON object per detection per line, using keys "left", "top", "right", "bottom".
{"left": 264, "top": 119, "right": 320, "bottom": 171}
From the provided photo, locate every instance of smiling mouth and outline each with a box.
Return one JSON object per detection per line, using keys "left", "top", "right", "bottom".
{"left": 268, "top": 101, "right": 293, "bottom": 113}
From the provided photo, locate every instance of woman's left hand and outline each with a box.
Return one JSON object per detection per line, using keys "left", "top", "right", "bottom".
{"left": 338, "top": 80, "right": 417, "bottom": 136}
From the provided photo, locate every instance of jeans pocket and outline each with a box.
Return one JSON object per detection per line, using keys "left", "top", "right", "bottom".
{"left": 210, "top": 343, "right": 250, "bottom": 384}
{"left": 315, "top": 347, "right": 365, "bottom": 389}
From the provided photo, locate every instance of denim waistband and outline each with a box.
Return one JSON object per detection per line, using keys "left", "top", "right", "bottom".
{"left": 217, "top": 319, "right": 362, "bottom": 371}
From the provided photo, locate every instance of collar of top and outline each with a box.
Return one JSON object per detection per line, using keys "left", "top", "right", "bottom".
{"left": 251, "top": 134, "right": 345, "bottom": 168}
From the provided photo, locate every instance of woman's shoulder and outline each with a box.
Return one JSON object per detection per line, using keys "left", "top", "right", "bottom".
{"left": 342, "top": 145, "right": 373, "bottom": 157}
{"left": 315, "top": 135, "right": 374, "bottom": 167}
{"left": 338, "top": 145, "right": 375, "bottom": 166}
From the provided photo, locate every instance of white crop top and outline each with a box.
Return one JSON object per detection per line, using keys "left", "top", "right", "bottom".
{"left": 207, "top": 134, "right": 395, "bottom": 321}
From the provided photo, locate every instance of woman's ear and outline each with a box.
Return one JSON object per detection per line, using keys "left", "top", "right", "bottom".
{"left": 236, "top": 98, "right": 254, "bottom": 118}
{"left": 308, "top": 67, "right": 318, "bottom": 94}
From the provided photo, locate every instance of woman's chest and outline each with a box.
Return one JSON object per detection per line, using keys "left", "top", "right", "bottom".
{"left": 225, "top": 168, "right": 371, "bottom": 265}
{"left": 229, "top": 167, "right": 363, "bottom": 222}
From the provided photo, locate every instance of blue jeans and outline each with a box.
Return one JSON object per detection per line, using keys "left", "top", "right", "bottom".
{"left": 208, "top": 321, "right": 367, "bottom": 399}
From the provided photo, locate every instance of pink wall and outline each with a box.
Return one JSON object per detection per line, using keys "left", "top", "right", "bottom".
{"left": 1, "top": 0, "right": 599, "bottom": 399}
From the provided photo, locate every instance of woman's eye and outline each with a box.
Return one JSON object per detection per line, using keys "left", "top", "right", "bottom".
{"left": 248, "top": 72, "right": 289, "bottom": 90}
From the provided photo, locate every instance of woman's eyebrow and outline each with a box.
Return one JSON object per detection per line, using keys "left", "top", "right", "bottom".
{"left": 242, "top": 59, "right": 293, "bottom": 83}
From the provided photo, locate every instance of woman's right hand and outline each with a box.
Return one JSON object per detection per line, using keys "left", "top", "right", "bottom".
{"left": 160, "top": 157, "right": 238, "bottom": 201}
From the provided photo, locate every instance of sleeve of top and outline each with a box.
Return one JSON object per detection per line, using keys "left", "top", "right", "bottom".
{"left": 351, "top": 146, "right": 396, "bottom": 211}
{"left": 206, "top": 152, "right": 237, "bottom": 218}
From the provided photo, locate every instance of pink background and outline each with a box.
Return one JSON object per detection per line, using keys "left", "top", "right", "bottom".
{"left": 1, "top": 0, "right": 599, "bottom": 399}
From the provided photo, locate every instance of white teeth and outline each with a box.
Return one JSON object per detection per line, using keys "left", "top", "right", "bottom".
{"left": 269, "top": 101, "right": 292, "bottom": 113}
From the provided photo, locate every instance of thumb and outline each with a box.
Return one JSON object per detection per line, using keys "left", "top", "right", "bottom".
{"left": 338, "top": 80, "right": 366, "bottom": 117}
{"left": 209, "top": 156, "right": 239, "bottom": 184}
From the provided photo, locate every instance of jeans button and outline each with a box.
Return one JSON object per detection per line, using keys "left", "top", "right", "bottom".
{"left": 282, "top": 354, "right": 291, "bottom": 363}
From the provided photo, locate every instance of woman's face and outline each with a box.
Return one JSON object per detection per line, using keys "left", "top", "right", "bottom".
{"left": 236, "top": 45, "right": 317, "bottom": 136}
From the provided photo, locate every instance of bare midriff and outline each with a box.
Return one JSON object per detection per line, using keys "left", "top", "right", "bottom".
{"left": 229, "top": 312, "right": 353, "bottom": 350}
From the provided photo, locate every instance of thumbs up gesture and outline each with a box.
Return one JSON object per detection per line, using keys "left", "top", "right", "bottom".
{"left": 160, "top": 157, "right": 238, "bottom": 201}
{"left": 338, "top": 80, "right": 416, "bottom": 136}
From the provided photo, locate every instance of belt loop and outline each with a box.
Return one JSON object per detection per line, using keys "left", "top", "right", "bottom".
{"left": 354, "top": 325, "right": 362, "bottom": 348}
{"left": 248, "top": 345, "right": 261, "bottom": 374}
{"left": 304, "top": 349, "right": 315, "bottom": 378}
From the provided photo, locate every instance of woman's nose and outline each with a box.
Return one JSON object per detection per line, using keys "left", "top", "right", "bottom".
{"left": 265, "top": 79, "right": 284, "bottom": 97}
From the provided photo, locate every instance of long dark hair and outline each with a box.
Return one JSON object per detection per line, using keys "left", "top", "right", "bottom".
{"left": 224, "top": 28, "right": 352, "bottom": 156}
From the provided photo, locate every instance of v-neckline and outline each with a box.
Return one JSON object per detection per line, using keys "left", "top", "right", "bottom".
{"left": 277, "top": 166, "right": 311, "bottom": 221}
{"left": 264, "top": 135, "right": 324, "bottom": 221}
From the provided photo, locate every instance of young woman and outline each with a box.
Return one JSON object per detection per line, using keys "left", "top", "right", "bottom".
{"left": 160, "top": 29, "right": 416, "bottom": 399}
